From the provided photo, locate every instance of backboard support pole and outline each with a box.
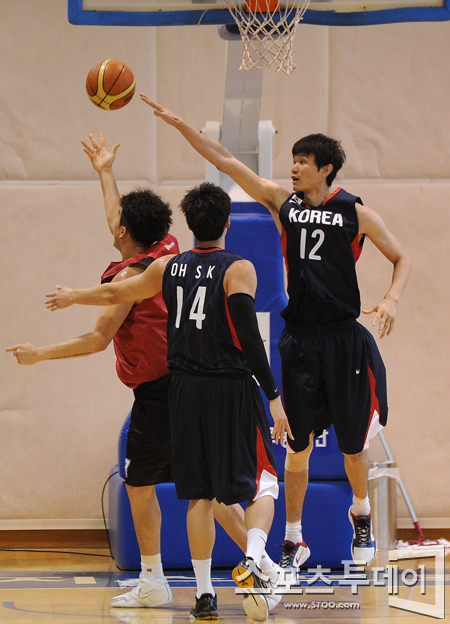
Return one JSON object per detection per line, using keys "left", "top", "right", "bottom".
{"left": 202, "top": 37, "right": 276, "bottom": 199}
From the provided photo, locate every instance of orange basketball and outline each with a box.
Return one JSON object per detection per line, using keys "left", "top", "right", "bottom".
{"left": 86, "top": 60, "right": 135, "bottom": 110}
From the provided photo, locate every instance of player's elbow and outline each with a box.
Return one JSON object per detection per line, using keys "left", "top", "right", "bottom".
{"left": 97, "top": 339, "right": 110, "bottom": 352}
{"left": 106, "top": 286, "right": 123, "bottom": 305}
{"left": 404, "top": 253, "right": 412, "bottom": 270}
{"left": 91, "top": 333, "right": 111, "bottom": 353}
{"left": 216, "top": 153, "right": 237, "bottom": 175}
{"left": 396, "top": 252, "right": 412, "bottom": 274}
{"left": 404, "top": 256, "right": 412, "bottom": 277}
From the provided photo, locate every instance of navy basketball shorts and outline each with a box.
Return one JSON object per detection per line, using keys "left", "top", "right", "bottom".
{"left": 125, "top": 374, "right": 173, "bottom": 487}
{"left": 279, "top": 319, "right": 388, "bottom": 455}
{"left": 168, "top": 371, "right": 279, "bottom": 506}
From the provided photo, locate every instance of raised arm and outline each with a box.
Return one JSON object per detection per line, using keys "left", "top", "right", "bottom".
{"left": 140, "top": 94, "right": 290, "bottom": 230}
{"left": 224, "top": 260, "right": 293, "bottom": 444}
{"left": 45, "top": 255, "right": 174, "bottom": 310}
{"left": 81, "top": 133, "right": 121, "bottom": 234}
{"left": 357, "top": 203, "right": 411, "bottom": 338}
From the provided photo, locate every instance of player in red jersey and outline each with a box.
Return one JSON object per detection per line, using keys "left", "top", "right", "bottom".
{"left": 7, "top": 135, "right": 179, "bottom": 607}
{"left": 7, "top": 136, "right": 280, "bottom": 610}
{"left": 138, "top": 96, "right": 411, "bottom": 571}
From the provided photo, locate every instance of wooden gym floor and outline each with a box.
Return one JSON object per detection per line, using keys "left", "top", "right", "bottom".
{"left": 0, "top": 530, "right": 448, "bottom": 623}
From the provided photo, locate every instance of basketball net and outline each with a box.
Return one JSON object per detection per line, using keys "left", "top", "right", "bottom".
{"left": 224, "top": 0, "right": 311, "bottom": 74}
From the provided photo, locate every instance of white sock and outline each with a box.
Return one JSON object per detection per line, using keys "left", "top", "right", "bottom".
{"left": 285, "top": 521, "right": 302, "bottom": 544}
{"left": 351, "top": 494, "right": 371, "bottom": 516}
{"left": 192, "top": 558, "right": 214, "bottom": 598}
{"left": 141, "top": 554, "right": 165, "bottom": 581}
{"left": 246, "top": 528, "right": 268, "bottom": 567}
{"left": 259, "top": 550, "right": 275, "bottom": 572}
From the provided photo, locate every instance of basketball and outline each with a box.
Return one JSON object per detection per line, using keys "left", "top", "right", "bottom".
{"left": 86, "top": 60, "right": 135, "bottom": 110}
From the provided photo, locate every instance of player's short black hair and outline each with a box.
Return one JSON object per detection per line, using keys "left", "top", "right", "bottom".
{"left": 292, "top": 134, "right": 346, "bottom": 187}
{"left": 180, "top": 182, "right": 231, "bottom": 242}
{"left": 120, "top": 188, "right": 172, "bottom": 248}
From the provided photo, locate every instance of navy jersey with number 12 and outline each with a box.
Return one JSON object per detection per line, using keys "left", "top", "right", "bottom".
{"left": 162, "top": 247, "right": 252, "bottom": 376}
{"left": 279, "top": 187, "right": 365, "bottom": 325}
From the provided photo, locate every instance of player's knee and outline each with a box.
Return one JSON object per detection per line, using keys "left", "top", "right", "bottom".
{"left": 126, "top": 483, "right": 156, "bottom": 499}
{"left": 285, "top": 436, "right": 313, "bottom": 472}
{"left": 343, "top": 449, "right": 366, "bottom": 463}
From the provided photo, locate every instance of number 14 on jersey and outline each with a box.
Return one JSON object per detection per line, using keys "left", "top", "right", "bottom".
{"left": 175, "top": 285, "right": 207, "bottom": 330}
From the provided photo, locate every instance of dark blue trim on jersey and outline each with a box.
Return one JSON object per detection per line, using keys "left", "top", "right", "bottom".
{"left": 68, "top": 0, "right": 450, "bottom": 27}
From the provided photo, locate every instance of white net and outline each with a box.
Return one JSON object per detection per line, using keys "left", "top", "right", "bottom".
{"left": 224, "top": 1, "right": 311, "bottom": 74}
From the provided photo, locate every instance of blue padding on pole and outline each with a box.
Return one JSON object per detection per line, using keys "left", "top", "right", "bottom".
{"left": 68, "top": 0, "right": 450, "bottom": 26}
{"left": 108, "top": 476, "right": 353, "bottom": 570}
{"left": 295, "top": 480, "right": 353, "bottom": 567}
{"left": 309, "top": 426, "right": 346, "bottom": 480}
{"left": 118, "top": 411, "right": 131, "bottom": 480}
{"left": 108, "top": 467, "right": 140, "bottom": 570}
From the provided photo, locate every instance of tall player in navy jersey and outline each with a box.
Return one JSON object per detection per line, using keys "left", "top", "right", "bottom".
{"left": 138, "top": 96, "right": 412, "bottom": 570}
{"left": 45, "top": 182, "right": 293, "bottom": 622}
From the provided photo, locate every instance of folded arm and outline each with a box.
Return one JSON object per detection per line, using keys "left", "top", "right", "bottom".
{"left": 357, "top": 203, "right": 412, "bottom": 338}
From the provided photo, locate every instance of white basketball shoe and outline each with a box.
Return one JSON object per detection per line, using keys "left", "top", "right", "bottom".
{"left": 110, "top": 577, "right": 173, "bottom": 608}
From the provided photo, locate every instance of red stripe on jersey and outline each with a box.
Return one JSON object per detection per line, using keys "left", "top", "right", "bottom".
{"left": 351, "top": 233, "right": 364, "bottom": 263}
{"left": 280, "top": 227, "right": 289, "bottom": 283}
{"left": 363, "top": 366, "right": 381, "bottom": 448}
{"left": 322, "top": 187, "right": 341, "bottom": 205}
{"left": 255, "top": 426, "right": 278, "bottom": 496}
{"left": 224, "top": 295, "right": 243, "bottom": 351}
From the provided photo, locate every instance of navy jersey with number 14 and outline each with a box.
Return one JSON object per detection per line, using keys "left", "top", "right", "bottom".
{"left": 162, "top": 247, "right": 252, "bottom": 376}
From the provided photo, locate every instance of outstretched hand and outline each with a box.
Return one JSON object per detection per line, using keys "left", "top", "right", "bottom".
{"left": 140, "top": 94, "right": 181, "bottom": 126}
{"left": 270, "top": 397, "right": 294, "bottom": 445}
{"left": 362, "top": 297, "right": 396, "bottom": 338}
{"left": 6, "top": 343, "right": 40, "bottom": 365}
{"left": 81, "top": 132, "right": 119, "bottom": 173}
{"left": 45, "top": 286, "right": 74, "bottom": 311}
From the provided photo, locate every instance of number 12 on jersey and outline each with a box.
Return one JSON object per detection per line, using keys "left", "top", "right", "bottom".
{"left": 175, "top": 285, "right": 207, "bottom": 329}
{"left": 300, "top": 228, "right": 325, "bottom": 260}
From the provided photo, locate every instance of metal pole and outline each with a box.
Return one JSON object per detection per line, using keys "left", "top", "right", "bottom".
{"left": 378, "top": 430, "right": 425, "bottom": 541}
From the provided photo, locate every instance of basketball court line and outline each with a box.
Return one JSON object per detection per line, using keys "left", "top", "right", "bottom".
{"left": 0, "top": 568, "right": 446, "bottom": 590}
{"left": 3, "top": 601, "right": 112, "bottom": 618}
{"left": 0, "top": 570, "right": 231, "bottom": 590}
